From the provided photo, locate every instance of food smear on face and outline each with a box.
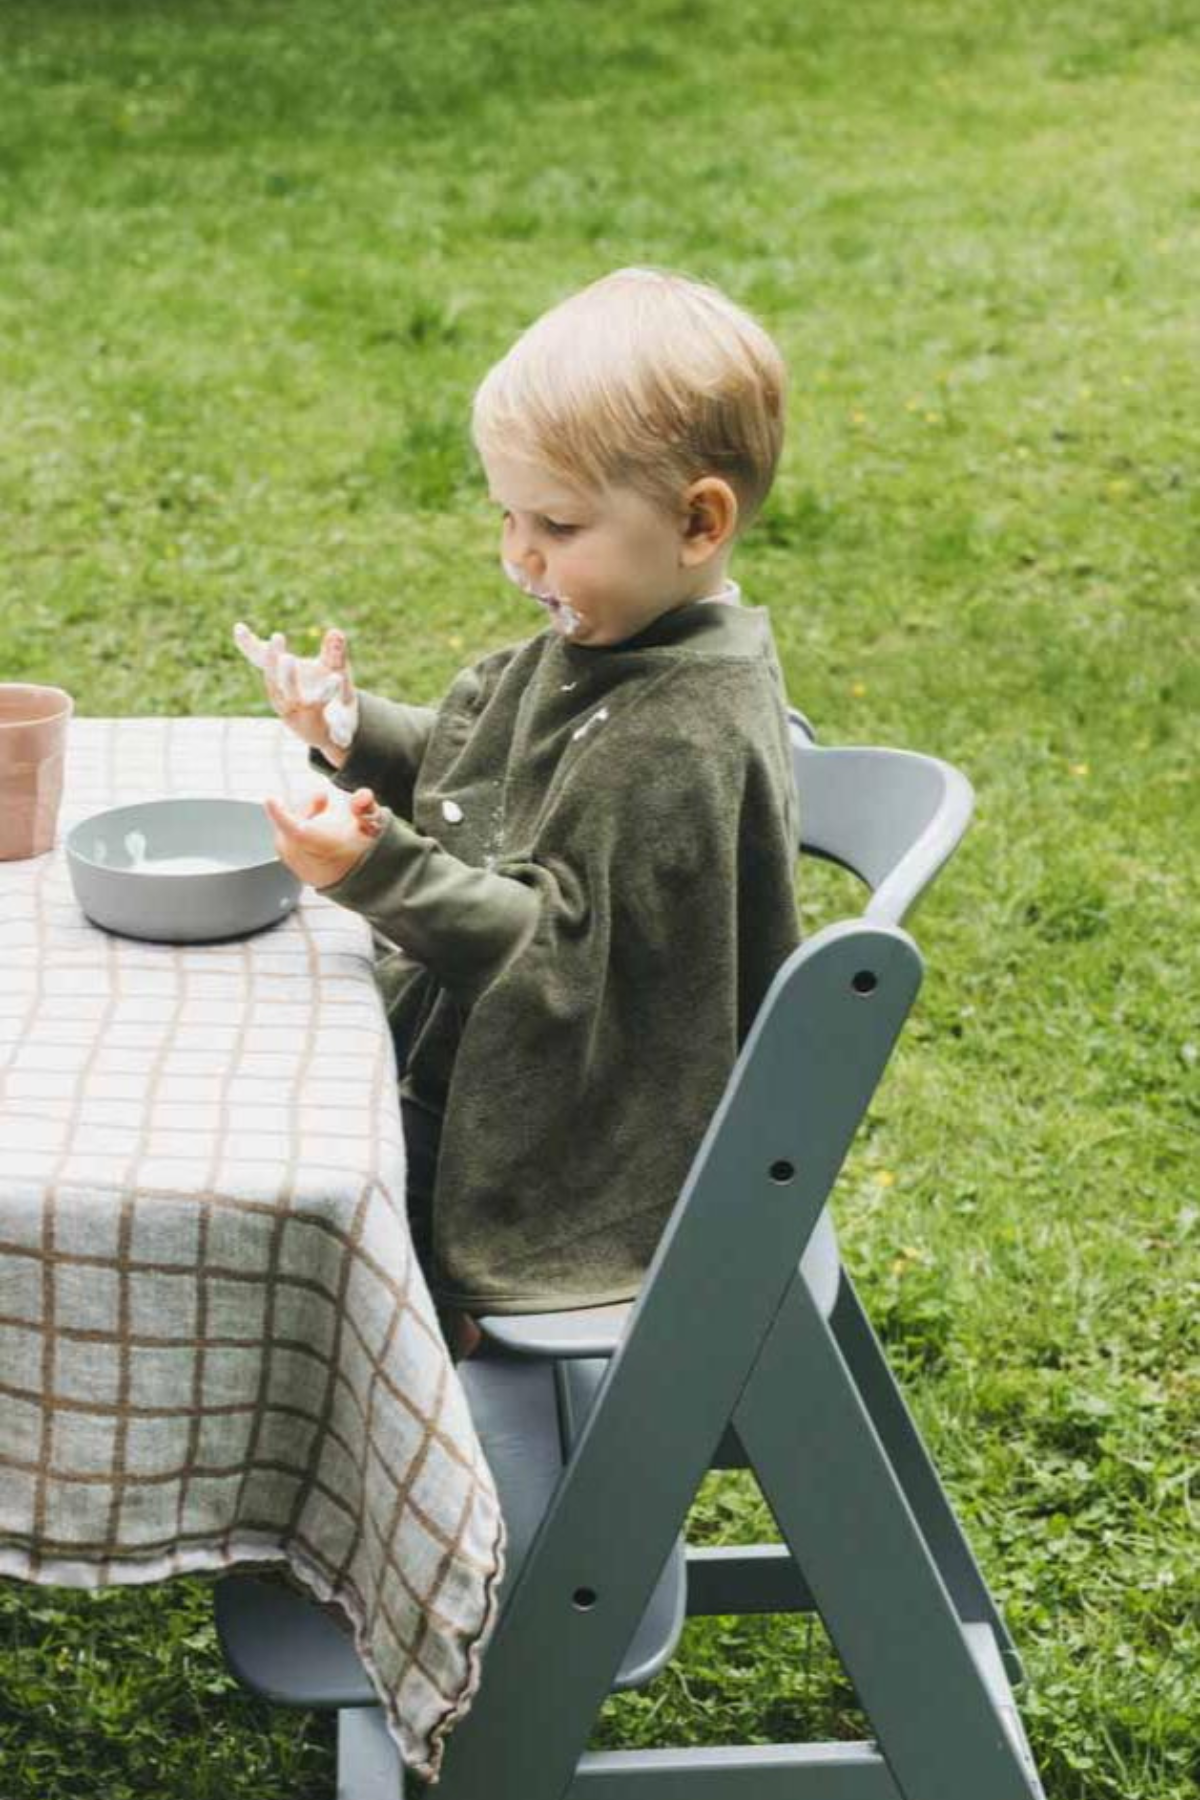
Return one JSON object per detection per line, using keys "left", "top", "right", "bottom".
{"left": 500, "top": 559, "right": 583, "bottom": 636}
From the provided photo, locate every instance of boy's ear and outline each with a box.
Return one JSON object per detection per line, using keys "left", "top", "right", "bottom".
{"left": 679, "top": 477, "right": 739, "bottom": 563}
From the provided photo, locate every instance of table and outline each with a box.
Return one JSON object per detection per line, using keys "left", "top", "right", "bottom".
{"left": 0, "top": 715, "right": 507, "bottom": 1784}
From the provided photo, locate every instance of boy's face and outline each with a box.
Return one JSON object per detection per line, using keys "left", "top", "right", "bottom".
{"left": 483, "top": 450, "right": 719, "bottom": 649}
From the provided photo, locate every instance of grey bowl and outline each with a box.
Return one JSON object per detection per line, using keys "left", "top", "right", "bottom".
{"left": 66, "top": 797, "right": 302, "bottom": 943}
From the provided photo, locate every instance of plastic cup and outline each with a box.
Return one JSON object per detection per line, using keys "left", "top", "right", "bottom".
{"left": 0, "top": 684, "right": 75, "bottom": 860}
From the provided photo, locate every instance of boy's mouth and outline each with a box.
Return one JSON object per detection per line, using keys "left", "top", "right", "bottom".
{"left": 523, "top": 578, "right": 562, "bottom": 610}
{"left": 501, "top": 559, "right": 583, "bottom": 635}
{"left": 536, "top": 591, "right": 584, "bottom": 637}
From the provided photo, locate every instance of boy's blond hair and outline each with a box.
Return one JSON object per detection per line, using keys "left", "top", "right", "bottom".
{"left": 470, "top": 266, "right": 786, "bottom": 531}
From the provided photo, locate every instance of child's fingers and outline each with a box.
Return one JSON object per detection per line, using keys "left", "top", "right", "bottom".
{"left": 268, "top": 638, "right": 320, "bottom": 717}
{"left": 232, "top": 620, "right": 269, "bottom": 670}
{"left": 349, "top": 787, "right": 378, "bottom": 816}
{"left": 263, "top": 795, "right": 306, "bottom": 840}
{"left": 324, "top": 694, "right": 357, "bottom": 749}
{"left": 320, "top": 627, "right": 349, "bottom": 673}
{"left": 297, "top": 661, "right": 341, "bottom": 706}
{"left": 351, "top": 787, "right": 385, "bottom": 836}
{"left": 253, "top": 631, "right": 340, "bottom": 710}
{"left": 275, "top": 651, "right": 300, "bottom": 707}
{"left": 314, "top": 629, "right": 356, "bottom": 745}
{"left": 285, "top": 651, "right": 325, "bottom": 712}
{"left": 262, "top": 631, "right": 288, "bottom": 693}
{"left": 284, "top": 792, "right": 332, "bottom": 828}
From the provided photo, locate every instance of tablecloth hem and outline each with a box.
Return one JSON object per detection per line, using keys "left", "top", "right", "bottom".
{"left": 0, "top": 1514, "right": 509, "bottom": 1786}
{"left": 421, "top": 1497, "right": 509, "bottom": 1784}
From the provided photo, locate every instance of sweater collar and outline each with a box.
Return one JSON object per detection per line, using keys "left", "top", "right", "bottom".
{"left": 560, "top": 587, "right": 770, "bottom": 661}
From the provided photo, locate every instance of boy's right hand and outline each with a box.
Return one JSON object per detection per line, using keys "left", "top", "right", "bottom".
{"left": 233, "top": 622, "right": 360, "bottom": 767}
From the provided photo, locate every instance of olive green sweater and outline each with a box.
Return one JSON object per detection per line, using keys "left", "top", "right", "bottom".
{"left": 310, "top": 598, "right": 800, "bottom": 1314}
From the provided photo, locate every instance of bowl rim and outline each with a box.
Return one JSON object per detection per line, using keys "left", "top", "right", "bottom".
{"left": 65, "top": 794, "right": 289, "bottom": 878}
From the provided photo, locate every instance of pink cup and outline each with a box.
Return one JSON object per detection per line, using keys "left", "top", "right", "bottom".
{"left": 0, "top": 684, "right": 75, "bottom": 860}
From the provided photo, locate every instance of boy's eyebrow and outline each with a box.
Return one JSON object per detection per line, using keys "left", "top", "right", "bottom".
{"left": 487, "top": 494, "right": 585, "bottom": 516}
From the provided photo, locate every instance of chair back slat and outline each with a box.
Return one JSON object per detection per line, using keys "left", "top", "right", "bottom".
{"left": 789, "top": 712, "right": 974, "bottom": 925}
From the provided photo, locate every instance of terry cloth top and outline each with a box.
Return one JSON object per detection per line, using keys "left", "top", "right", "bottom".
{"left": 309, "top": 592, "right": 800, "bottom": 1315}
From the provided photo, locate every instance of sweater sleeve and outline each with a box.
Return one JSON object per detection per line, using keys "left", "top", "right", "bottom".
{"left": 308, "top": 690, "right": 438, "bottom": 821}
{"left": 315, "top": 807, "right": 550, "bottom": 1007}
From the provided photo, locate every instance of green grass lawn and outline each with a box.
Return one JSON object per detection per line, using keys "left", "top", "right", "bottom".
{"left": 1, "top": 1, "right": 1197, "bottom": 1795}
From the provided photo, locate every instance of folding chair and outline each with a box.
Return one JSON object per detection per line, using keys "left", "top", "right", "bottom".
{"left": 214, "top": 711, "right": 1046, "bottom": 1800}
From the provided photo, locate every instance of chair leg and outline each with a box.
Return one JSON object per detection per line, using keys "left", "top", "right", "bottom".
{"left": 733, "top": 1273, "right": 1045, "bottom": 1800}
{"left": 337, "top": 1706, "right": 406, "bottom": 1800}
{"left": 829, "top": 1270, "right": 1022, "bottom": 1681}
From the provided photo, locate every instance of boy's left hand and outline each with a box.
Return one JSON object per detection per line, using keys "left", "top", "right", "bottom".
{"left": 264, "top": 786, "right": 387, "bottom": 890}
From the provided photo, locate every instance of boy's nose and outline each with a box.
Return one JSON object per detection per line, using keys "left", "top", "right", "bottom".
{"left": 501, "top": 521, "right": 546, "bottom": 582}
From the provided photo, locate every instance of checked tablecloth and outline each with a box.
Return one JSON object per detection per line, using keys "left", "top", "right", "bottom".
{"left": 0, "top": 715, "right": 507, "bottom": 1783}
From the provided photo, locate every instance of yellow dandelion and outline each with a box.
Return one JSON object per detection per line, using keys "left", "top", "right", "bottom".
{"left": 448, "top": 634, "right": 464, "bottom": 651}
{"left": 1106, "top": 479, "right": 1131, "bottom": 499}
{"left": 850, "top": 409, "right": 868, "bottom": 426}
{"left": 924, "top": 411, "right": 942, "bottom": 425}
{"left": 874, "top": 1169, "right": 896, "bottom": 1188}
{"left": 1069, "top": 762, "right": 1090, "bottom": 777}
{"left": 850, "top": 680, "right": 867, "bottom": 698}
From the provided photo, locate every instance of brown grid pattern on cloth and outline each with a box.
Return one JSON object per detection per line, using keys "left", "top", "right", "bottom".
{"left": 0, "top": 716, "right": 507, "bottom": 1784}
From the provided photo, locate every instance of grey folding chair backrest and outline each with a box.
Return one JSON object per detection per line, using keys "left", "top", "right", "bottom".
{"left": 788, "top": 707, "right": 975, "bottom": 925}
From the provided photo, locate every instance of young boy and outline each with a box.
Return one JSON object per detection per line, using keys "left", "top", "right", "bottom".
{"left": 235, "top": 267, "right": 800, "bottom": 1360}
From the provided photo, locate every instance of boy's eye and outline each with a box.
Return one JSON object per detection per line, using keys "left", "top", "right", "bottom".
{"left": 497, "top": 506, "right": 579, "bottom": 538}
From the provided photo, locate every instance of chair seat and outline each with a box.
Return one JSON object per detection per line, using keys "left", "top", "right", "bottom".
{"left": 214, "top": 1353, "right": 687, "bottom": 1709}
{"left": 479, "top": 1204, "right": 842, "bottom": 1358}
{"left": 214, "top": 1568, "right": 375, "bottom": 1708}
